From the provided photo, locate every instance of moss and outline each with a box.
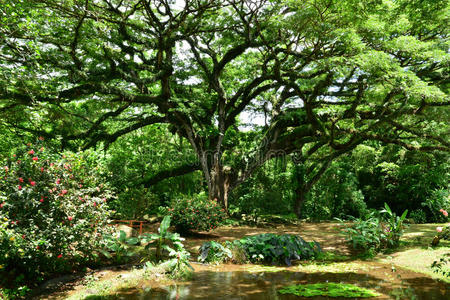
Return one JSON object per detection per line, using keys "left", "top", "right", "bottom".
{"left": 278, "top": 283, "right": 381, "bottom": 298}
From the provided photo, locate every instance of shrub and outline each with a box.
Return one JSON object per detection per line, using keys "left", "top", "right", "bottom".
{"left": 0, "top": 142, "right": 114, "bottom": 290}
{"left": 409, "top": 209, "right": 427, "bottom": 224}
{"left": 338, "top": 203, "right": 408, "bottom": 254}
{"left": 167, "top": 194, "right": 227, "bottom": 233}
{"left": 237, "top": 233, "right": 320, "bottom": 265}
{"left": 422, "top": 189, "right": 450, "bottom": 222}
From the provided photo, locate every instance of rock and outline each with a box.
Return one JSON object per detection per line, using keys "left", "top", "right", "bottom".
{"left": 115, "top": 224, "right": 136, "bottom": 238}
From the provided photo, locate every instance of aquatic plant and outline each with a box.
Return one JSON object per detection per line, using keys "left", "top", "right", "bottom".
{"left": 278, "top": 283, "right": 381, "bottom": 297}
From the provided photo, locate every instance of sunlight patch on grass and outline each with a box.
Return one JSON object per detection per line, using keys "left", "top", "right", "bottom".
{"left": 379, "top": 247, "right": 450, "bottom": 283}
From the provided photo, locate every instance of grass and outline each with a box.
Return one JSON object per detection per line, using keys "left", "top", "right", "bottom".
{"left": 376, "top": 223, "right": 450, "bottom": 282}
{"left": 65, "top": 264, "right": 172, "bottom": 300}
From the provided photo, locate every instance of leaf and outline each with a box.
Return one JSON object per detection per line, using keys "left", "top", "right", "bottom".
{"left": 159, "top": 215, "right": 171, "bottom": 236}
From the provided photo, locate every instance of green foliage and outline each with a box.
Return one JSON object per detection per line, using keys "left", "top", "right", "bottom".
{"left": 431, "top": 253, "right": 450, "bottom": 277}
{"left": 100, "top": 230, "right": 139, "bottom": 264}
{"left": 198, "top": 241, "right": 233, "bottom": 264}
{"left": 338, "top": 203, "right": 408, "bottom": 254}
{"left": 237, "top": 233, "right": 320, "bottom": 266}
{"left": 278, "top": 283, "right": 381, "bottom": 298}
{"left": 0, "top": 142, "right": 113, "bottom": 289}
{"left": 409, "top": 209, "right": 427, "bottom": 224}
{"left": 140, "top": 216, "right": 186, "bottom": 261}
{"left": 167, "top": 194, "right": 227, "bottom": 233}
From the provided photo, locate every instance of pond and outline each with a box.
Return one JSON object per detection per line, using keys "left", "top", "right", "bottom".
{"left": 97, "top": 262, "right": 449, "bottom": 300}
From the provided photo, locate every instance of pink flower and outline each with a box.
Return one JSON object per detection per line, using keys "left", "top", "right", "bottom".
{"left": 0, "top": 202, "right": 4, "bottom": 208}
{"left": 40, "top": 147, "right": 44, "bottom": 151}
{"left": 68, "top": 216, "right": 73, "bottom": 221}
{"left": 40, "top": 167, "right": 44, "bottom": 172}
{"left": 38, "top": 136, "right": 44, "bottom": 141}
{"left": 437, "top": 227, "right": 443, "bottom": 232}
{"left": 4, "top": 166, "right": 8, "bottom": 172}
{"left": 93, "top": 202, "right": 97, "bottom": 207}
{"left": 28, "top": 149, "right": 35, "bottom": 155}
{"left": 56, "top": 178, "right": 61, "bottom": 184}
{"left": 18, "top": 177, "right": 24, "bottom": 183}
{"left": 61, "top": 189, "right": 68, "bottom": 195}
{"left": 18, "top": 185, "right": 22, "bottom": 190}
{"left": 50, "top": 163, "right": 54, "bottom": 167}
{"left": 30, "top": 181, "right": 36, "bottom": 186}
{"left": 442, "top": 210, "right": 448, "bottom": 217}
{"left": 12, "top": 154, "right": 16, "bottom": 158}
{"left": 32, "top": 157, "right": 38, "bottom": 161}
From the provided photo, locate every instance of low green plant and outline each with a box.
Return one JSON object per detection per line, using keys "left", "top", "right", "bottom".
{"left": 100, "top": 230, "right": 139, "bottom": 264}
{"left": 140, "top": 216, "right": 185, "bottom": 261}
{"left": 409, "top": 209, "right": 427, "bottom": 224}
{"left": 198, "top": 241, "right": 232, "bottom": 264}
{"left": 237, "top": 233, "right": 320, "bottom": 265}
{"left": 164, "top": 248, "right": 194, "bottom": 279}
{"left": 337, "top": 203, "right": 408, "bottom": 254}
{"left": 431, "top": 253, "right": 450, "bottom": 277}
{"left": 278, "top": 283, "right": 380, "bottom": 298}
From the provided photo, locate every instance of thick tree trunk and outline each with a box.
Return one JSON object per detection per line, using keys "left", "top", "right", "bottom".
{"left": 294, "top": 186, "right": 306, "bottom": 219}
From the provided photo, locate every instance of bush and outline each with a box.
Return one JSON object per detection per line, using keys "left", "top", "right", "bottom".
{"left": 0, "top": 142, "right": 114, "bottom": 290}
{"left": 422, "top": 189, "right": 450, "bottom": 222}
{"left": 409, "top": 209, "right": 427, "bottom": 224}
{"left": 237, "top": 233, "right": 320, "bottom": 266}
{"left": 167, "top": 194, "right": 227, "bottom": 233}
{"left": 338, "top": 203, "right": 408, "bottom": 254}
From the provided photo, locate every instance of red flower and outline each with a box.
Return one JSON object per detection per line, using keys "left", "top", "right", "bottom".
{"left": 40, "top": 198, "right": 44, "bottom": 203}
{"left": 79, "top": 184, "right": 83, "bottom": 188}
{"left": 30, "top": 181, "right": 36, "bottom": 186}
{"left": 32, "top": 157, "right": 38, "bottom": 161}
{"left": 57, "top": 254, "right": 62, "bottom": 259}
{"left": 40, "top": 147, "right": 44, "bottom": 151}
{"left": 22, "top": 235, "right": 26, "bottom": 239}
{"left": 19, "top": 177, "right": 24, "bottom": 183}
{"left": 12, "top": 154, "right": 16, "bottom": 158}
{"left": 4, "top": 166, "right": 8, "bottom": 172}
{"left": 0, "top": 203, "right": 4, "bottom": 208}
{"left": 68, "top": 216, "right": 73, "bottom": 221}
{"left": 28, "top": 149, "right": 35, "bottom": 155}
{"left": 93, "top": 202, "right": 97, "bottom": 207}
{"left": 38, "top": 136, "right": 44, "bottom": 141}
{"left": 40, "top": 167, "right": 44, "bottom": 172}
{"left": 36, "top": 246, "right": 40, "bottom": 250}
{"left": 18, "top": 185, "right": 22, "bottom": 190}
{"left": 61, "top": 189, "right": 68, "bottom": 195}
{"left": 56, "top": 178, "right": 61, "bottom": 184}
{"left": 27, "top": 143, "right": 31, "bottom": 146}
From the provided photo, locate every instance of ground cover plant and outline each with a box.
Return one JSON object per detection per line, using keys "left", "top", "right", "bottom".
{"left": 278, "top": 283, "right": 381, "bottom": 298}
{"left": 198, "top": 233, "right": 321, "bottom": 266}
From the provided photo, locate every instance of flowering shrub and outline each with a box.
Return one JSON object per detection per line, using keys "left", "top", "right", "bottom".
{"left": 431, "top": 209, "right": 449, "bottom": 247}
{"left": 0, "top": 141, "right": 114, "bottom": 290}
{"left": 167, "top": 195, "right": 227, "bottom": 233}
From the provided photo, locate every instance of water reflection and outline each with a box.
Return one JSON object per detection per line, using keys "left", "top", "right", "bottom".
{"left": 97, "top": 267, "right": 448, "bottom": 300}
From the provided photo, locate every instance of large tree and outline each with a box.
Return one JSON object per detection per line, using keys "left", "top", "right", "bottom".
{"left": 0, "top": 0, "right": 448, "bottom": 216}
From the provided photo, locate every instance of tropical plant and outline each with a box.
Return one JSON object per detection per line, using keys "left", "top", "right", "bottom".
{"left": 100, "top": 230, "right": 140, "bottom": 264}
{"left": 338, "top": 204, "right": 408, "bottom": 254}
{"left": 380, "top": 203, "right": 408, "bottom": 248}
{"left": 198, "top": 241, "right": 233, "bottom": 264}
{"left": 140, "top": 216, "right": 185, "bottom": 261}
{"left": 237, "top": 234, "right": 320, "bottom": 266}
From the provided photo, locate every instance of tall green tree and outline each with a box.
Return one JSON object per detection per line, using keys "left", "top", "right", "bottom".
{"left": 0, "top": 0, "right": 448, "bottom": 217}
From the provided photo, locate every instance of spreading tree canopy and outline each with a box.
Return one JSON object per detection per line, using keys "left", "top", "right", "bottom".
{"left": 0, "top": 0, "right": 448, "bottom": 216}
